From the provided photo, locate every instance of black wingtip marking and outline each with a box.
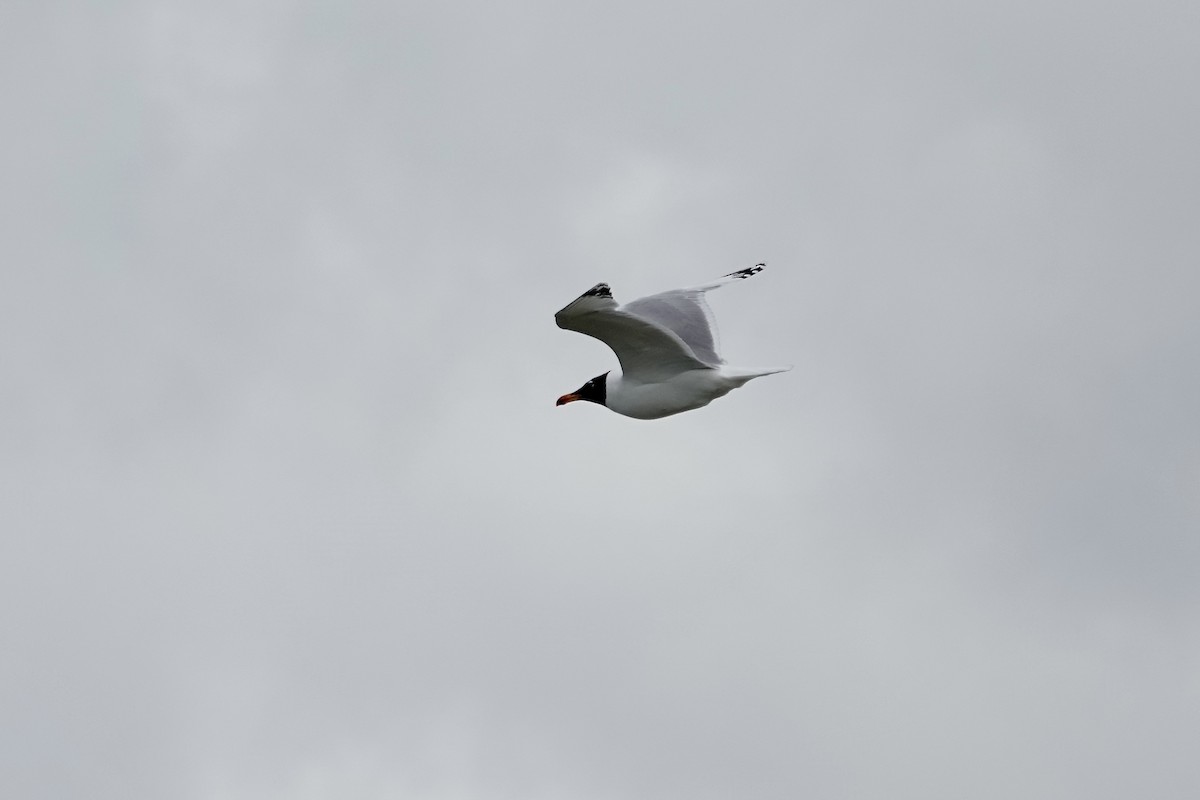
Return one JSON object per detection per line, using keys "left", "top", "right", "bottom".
{"left": 724, "top": 263, "right": 765, "bottom": 280}
{"left": 583, "top": 282, "right": 613, "bottom": 299}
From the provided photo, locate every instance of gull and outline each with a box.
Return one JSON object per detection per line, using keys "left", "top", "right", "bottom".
{"left": 555, "top": 264, "right": 790, "bottom": 419}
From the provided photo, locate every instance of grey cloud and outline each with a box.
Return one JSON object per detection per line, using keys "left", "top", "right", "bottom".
{"left": 3, "top": 2, "right": 1197, "bottom": 799}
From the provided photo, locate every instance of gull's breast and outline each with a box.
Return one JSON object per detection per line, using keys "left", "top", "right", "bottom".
{"left": 605, "top": 369, "right": 735, "bottom": 420}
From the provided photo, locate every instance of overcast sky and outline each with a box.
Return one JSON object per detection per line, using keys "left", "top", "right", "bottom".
{"left": 3, "top": 2, "right": 1199, "bottom": 798}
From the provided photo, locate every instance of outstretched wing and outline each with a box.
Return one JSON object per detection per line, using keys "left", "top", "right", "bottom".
{"left": 555, "top": 283, "right": 710, "bottom": 382}
{"left": 621, "top": 264, "right": 765, "bottom": 366}
{"left": 623, "top": 291, "right": 722, "bottom": 365}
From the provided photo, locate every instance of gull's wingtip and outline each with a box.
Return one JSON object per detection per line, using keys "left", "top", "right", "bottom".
{"left": 555, "top": 282, "right": 618, "bottom": 323}
{"left": 722, "top": 263, "right": 765, "bottom": 280}
{"left": 583, "top": 282, "right": 613, "bottom": 299}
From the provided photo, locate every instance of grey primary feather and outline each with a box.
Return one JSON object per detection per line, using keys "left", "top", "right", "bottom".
{"left": 622, "top": 291, "right": 723, "bottom": 365}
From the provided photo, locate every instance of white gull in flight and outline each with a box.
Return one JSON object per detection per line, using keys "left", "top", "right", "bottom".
{"left": 555, "top": 264, "right": 790, "bottom": 419}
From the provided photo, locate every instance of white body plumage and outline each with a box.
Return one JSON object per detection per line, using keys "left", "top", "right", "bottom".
{"left": 604, "top": 365, "right": 786, "bottom": 420}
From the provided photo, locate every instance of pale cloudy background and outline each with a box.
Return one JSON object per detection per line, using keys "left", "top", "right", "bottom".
{"left": 3, "top": 1, "right": 1199, "bottom": 798}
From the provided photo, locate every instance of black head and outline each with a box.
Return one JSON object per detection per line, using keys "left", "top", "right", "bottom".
{"left": 556, "top": 372, "right": 609, "bottom": 407}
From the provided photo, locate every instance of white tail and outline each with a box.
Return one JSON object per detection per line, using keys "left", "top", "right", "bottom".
{"left": 720, "top": 365, "right": 792, "bottom": 386}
